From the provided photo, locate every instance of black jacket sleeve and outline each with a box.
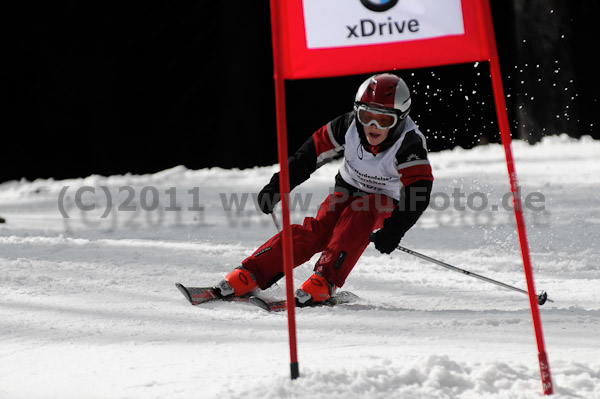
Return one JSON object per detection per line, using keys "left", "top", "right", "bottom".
{"left": 384, "top": 179, "right": 433, "bottom": 239}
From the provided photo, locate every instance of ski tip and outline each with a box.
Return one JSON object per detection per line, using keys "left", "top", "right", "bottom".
{"left": 249, "top": 296, "right": 272, "bottom": 312}
{"left": 335, "top": 290, "right": 360, "bottom": 302}
{"left": 175, "top": 283, "right": 194, "bottom": 305}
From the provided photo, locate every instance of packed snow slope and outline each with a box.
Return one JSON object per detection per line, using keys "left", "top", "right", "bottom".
{"left": 1, "top": 135, "right": 599, "bottom": 399}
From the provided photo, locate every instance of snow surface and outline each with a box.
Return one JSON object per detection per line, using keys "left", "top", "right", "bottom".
{"left": 1, "top": 134, "right": 599, "bottom": 399}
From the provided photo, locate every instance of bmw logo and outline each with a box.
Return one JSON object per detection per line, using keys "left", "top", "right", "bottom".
{"left": 360, "top": 0, "right": 399, "bottom": 12}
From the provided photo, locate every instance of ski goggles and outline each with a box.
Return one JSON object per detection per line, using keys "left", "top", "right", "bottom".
{"left": 355, "top": 104, "right": 399, "bottom": 129}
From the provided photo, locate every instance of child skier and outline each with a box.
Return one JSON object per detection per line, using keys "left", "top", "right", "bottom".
{"left": 215, "top": 73, "right": 433, "bottom": 306}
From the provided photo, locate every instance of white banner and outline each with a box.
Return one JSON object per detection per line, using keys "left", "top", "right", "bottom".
{"left": 303, "top": 0, "right": 465, "bottom": 49}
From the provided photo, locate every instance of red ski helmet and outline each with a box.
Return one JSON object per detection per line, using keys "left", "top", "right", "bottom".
{"left": 354, "top": 73, "right": 411, "bottom": 120}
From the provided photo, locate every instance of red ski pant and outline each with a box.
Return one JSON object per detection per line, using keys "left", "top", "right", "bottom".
{"left": 241, "top": 192, "right": 394, "bottom": 289}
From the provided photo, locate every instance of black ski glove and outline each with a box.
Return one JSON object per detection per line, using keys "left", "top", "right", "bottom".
{"left": 370, "top": 229, "right": 402, "bottom": 254}
{"left": 370, "top": 219, "right": 404, "bottom": 254}
{"left": 257, "top": 174, "right": 280, "bottom": 214}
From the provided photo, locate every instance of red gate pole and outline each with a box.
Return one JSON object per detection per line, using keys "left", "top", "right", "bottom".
{"left": 268, "top": 0, "right": 300, "bottom": 380}
{"left": 475, "top": 0, "right": 553, "bottom": 394}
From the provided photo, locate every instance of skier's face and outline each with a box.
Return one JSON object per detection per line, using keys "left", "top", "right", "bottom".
{"left": 363, "top": 123, "right": 390, "bottom": 146}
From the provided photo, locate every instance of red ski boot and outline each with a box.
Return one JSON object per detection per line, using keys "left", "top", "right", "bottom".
{"left": 295, "top": 273, "right": 335, "bottom": 307}
{"left": 214, "top": 267, "right": 257, "bottom": 297}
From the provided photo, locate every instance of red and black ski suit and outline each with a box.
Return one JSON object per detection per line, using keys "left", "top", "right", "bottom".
{"left": 242, "top": 111, "right": 434, "bottom": 289}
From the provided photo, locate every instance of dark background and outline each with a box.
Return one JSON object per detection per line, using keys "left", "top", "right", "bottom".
{"left": 5, "top": 0, "right": 599, "bottom": 183}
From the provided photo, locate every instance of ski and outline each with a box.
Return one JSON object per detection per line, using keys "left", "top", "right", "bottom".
{"left": 249, "top": 291, "right": 360, "bottom": 312}
{"left": 176, "top": 283, "right": 360, "bottom": 311}
{"left": 175, "top": 283, "right": 251, "bottom": 306}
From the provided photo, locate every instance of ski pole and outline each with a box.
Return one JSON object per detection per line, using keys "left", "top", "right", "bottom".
{"left": 369, "top": 234, "right": 552, "bottom": 305}
{"left": 271, "top": 211, "right": 281, "bottom": 232}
